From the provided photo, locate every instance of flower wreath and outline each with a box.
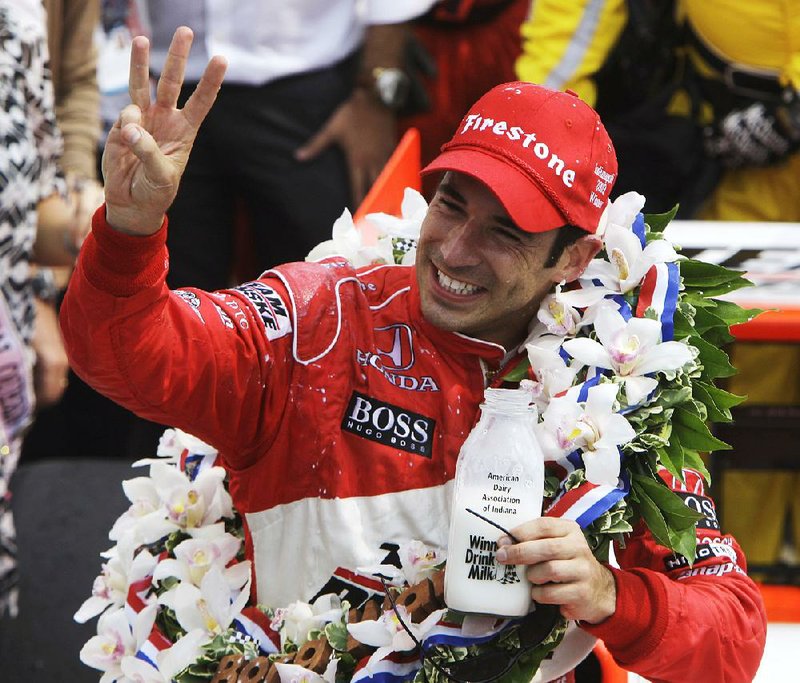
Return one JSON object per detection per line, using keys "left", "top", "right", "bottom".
{"left": 77, "top": 189, "right": 757, "bottom": 682}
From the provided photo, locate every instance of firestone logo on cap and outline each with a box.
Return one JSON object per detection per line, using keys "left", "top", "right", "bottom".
{"left": 456, "top": 110, "right": 615, "bottom": 211}
{"left": 459, "top": 112, "right": 578, "bottom": 187}
{"left": 426, "top": 83, "right": 618, "bottom": 233}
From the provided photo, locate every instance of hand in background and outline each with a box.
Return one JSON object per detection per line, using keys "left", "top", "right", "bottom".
{"left": 295, "top": 88, "right": 396, "bottom": 206}
{"left": 102, "top": 26, "right": 227, "bottom": 235}
{"left": 31, "top": 299, "right": 70, "bottom": 409}
{"left": 67, "top": 176, "right": 105, "bottom": 253}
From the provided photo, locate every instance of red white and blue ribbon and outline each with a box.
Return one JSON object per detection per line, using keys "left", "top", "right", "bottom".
{"left": 545, "top": 469, "right": 630, "bottom": 529}
{"left": 135, "top": 624, "right": 172, "bottom": 669}
{"left": 125, "top": 574, "right": 154, "bottom": 620}
{"left": 421, "top": 615, "right": 514, "bottom": 649}
{"left": 350, "top": 616, "right": 519, "bottom": 683}
{"left": 351, "top": 651, "right": 421, "bottom": 683}
{"left": 636, "top": 262, "right": 680, "bottom": 341}
{"left": 632, "top": 213, "right": 646, "bottom": 247}
{"left": 179, "top": 447, "right": 218, "bottom": 481}
{"left": 240, "top": 606, "right": 281, "bottom": 653}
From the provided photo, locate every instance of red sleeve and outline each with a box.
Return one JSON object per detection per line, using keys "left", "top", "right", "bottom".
{"left": 60, "top": 206, "right": 292, "bottom": 466}
{"left": 581, "top": 469, "right": 767, "bottom": 683}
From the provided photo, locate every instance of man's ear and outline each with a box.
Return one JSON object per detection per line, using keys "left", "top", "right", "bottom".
{"left": 553, "top": 235, "right": 602, "bottom": 284}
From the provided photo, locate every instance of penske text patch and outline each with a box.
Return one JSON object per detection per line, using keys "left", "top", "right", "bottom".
{"left": 233, "top": 281, "right": 292, "bottom": 341}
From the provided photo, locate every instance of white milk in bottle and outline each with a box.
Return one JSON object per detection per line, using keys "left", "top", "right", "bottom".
{"left": 445, "top": 385, "right": 545, "bottom": 616}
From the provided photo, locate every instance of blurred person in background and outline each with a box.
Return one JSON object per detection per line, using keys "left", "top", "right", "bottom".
{"left": 398, "top": 0, "right": 531, "bottom": 197}
{"left": 516, "top": 0, "right": 800, "bottom": 573}
{"left": 0, "top": 0, "right": 93, "bottom": 620}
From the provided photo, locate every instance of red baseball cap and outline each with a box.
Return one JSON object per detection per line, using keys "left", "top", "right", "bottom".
{"left": 422, "top": 82, "right": 617, "bottom": 234}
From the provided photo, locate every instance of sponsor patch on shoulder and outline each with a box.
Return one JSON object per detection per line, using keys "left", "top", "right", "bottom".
{"left": 233, "top": 281, "right": 292, "bottom": 341}
{"left": 341, "top": 391, "right": 435, "bottom": 457}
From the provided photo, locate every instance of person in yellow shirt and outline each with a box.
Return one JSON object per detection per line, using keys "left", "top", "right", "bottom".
{"left": 517, "top": 0, "right": 800, "bottom": 569}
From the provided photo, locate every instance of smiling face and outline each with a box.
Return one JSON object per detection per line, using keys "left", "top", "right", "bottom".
{"left": 415, "top": 172, "right": 600, "bottom": 349}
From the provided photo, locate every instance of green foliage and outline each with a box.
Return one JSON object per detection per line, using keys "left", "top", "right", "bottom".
{"left": 418, "top": 615, "right": 569, "bottom": 683}
{"left": 175, "top": 634, "right": 261, "bottom": 683}
{"left": 644, "top": 205, "right": 679, "bottom": 233}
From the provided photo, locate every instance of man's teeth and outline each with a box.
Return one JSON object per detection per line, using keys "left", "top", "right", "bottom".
{"left": 437, "top": 270, "right": 480, "bottom": 295}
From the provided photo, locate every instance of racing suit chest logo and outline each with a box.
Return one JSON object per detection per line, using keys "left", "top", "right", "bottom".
{"left": 342, "top": 391, "right": 435, "bottom": 457}
{"left": 357, "top": 323, "right": 440, "bottom": 392}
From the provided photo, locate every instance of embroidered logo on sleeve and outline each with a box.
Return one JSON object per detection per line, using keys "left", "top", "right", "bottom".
{"left": 233, "top": 282, "right": 292, "bottom": 341}
{"left": 174, "top": 289, "right": 205, "bottom": 324}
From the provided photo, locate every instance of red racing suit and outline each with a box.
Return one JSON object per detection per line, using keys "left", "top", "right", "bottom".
{"left": 60, "top": 209, "right": 767, "bottom": 682}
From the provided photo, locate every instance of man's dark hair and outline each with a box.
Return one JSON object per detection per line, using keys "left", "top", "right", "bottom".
{"left": 543, "top": 224, "right": 586, "bottom": 268}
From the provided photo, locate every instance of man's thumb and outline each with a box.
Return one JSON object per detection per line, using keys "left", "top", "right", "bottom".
{"left": 121, "top": 123, "right": 173, "bottom": 187}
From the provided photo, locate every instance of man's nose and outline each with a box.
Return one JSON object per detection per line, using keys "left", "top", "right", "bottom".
{"left": 439, "top": 220, "right": 482, "bottom": 267}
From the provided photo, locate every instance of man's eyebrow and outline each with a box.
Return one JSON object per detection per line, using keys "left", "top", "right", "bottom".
{"left": 493, "top": 214, "right": 521, "bottom": 231}
{"left": 439, "top": 180, "right": 526, "bottom": 235}
{"left": 438, "top": 181, "right": 466, "bottom": 204}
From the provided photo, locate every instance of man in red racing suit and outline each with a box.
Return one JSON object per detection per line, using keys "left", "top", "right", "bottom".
{"left": 60, "top": 29, "right": 766, "bottom": 683}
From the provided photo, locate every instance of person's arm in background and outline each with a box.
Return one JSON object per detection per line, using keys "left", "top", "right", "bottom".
{"left": 34, "top": 0, "right": 103, "bottom": 408}
{"left": 295, "top": 22, "right": 409, "bottom": 205}
{"left": 44, "top": 0, "right": 101, "bottom": 183}
{"left": 42, "top": 0, "right": 104, "bottom": 263}
{"left": 515, "top": 0, "right": 627, "bottom": 106}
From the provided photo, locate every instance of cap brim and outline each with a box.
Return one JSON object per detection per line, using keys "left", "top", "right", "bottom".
{"left": 422, "top": 147, "right": 568, "bottom": 233}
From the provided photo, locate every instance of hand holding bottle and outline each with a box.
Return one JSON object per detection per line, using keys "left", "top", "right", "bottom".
{"left": 495, "top": 517, "right": 617, "bottom": 624}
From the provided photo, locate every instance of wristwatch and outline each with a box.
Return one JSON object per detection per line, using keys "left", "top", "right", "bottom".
{"left": 30, "top": 267, "right": 60, "bottom": 305}
{"left": 359, "top": 67, "right": 411, "bottom": 111}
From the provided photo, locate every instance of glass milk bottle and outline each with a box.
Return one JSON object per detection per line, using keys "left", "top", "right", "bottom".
{"left": 445, "top": 386, "right": 544, "bottom": 616}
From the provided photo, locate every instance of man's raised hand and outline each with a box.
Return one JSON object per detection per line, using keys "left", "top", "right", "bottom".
{"left": 102, "top": 27, "right": 227, "bottom": 235}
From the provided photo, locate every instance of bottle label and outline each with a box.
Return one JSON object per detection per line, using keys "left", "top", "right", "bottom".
{"left": 481, "top": 472, "right": 522, "bottom": 516}
{"left": 462, "top": 533, "right": 521, "bottom": 585}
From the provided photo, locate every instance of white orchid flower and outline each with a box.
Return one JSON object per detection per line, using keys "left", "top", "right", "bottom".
{"left": 109, "top": 473, "right": 164, "bottom": 542}
{"left": 118, "top": 629, "right": 209, "bottom": 682}
{"left": 158, "top": 564, "right": 251, "bottom": 642}
{"left": 536, "top": 383, "right": 635, "bottom": 485}
{"left": 563, "top": 307, "right": 693, "bottom": 405}
{"left": 306, "top": 208, "right": 394, "bottom": 267}
{"left": 75, "top": 538, "right": 158, "bottom": 623}
{"left": 80, "top": 604, "right": 159, "bottom": 681}
{"left": 398, "top": 540, "right": 444, "bottom": 585}
{"left": 524, "top": 342, "right": 581, "bottom": 407}
{"left": 121, "top": 463, "right": 233, "bottom": 546}
{"left": 583, "top": 192, "right": 679, "bottom": 296}
{"left": 523, "top": 286, "right": 618, "bottom": 353}
{"left": 275, "top": 657, "right": 338, "bottom": 683}
{"left": 365, "top": 187, "right": 427, "bottom": 240}
{"left": 356, "top": 540, "right": 443, "bottom": 587}
{"left": 583, "top": 225, "right": 679, "bottom": 295}
{"left": 596, "top": 191, "right": 646, "bottom": 239}
{"left": 152, "top": 531, "right": 245, "bottom": 589}
{"left": 272, "top": 594, "right": 345, "bottom": 649}
{"left": 132, "top": 428, "right": 218, "bottom": 468}
{"left": 535, "top": 286, "right": 582, "bottom": 337}
{"left": 79, "top": 607, "right": 137, "bottom": 679}
{"left": 347, "top": 604, "right": 446, "bottom": 672}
